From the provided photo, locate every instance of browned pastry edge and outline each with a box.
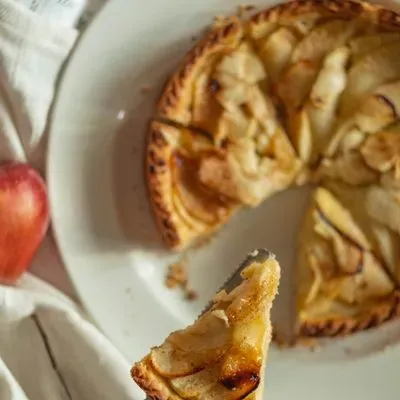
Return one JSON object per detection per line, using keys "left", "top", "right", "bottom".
{"left": 147, "top": 121, "right": 230, "bottom": 250}
{"left": 132, "top": 357, "right": 182, "bottom": 400}
{"left": 298, "top": 290, "right": 400, "bottom": 337}
{"left": 250, "top": 0, "right": 400, "bottom": 32}
{"left": 146, "top": 121, "right": 187, "bottom": 250}
{"left": 157, "top": 18, "right": 243, "bottom": 124}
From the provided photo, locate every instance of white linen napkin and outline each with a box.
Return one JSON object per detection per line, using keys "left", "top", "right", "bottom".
{"left": 0, "top": 275, "right": 138, "bottom": 400}
{"left": 0, "top": 0, "right": 139, "bottom": 398}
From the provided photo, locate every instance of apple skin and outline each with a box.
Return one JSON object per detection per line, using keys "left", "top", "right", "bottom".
{"left": 0, "top": 162, "right": 49, "bottom": 284}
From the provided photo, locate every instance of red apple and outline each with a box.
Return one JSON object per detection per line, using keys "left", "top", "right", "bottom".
{"left": 0, "top": 162, "right": 49, "bottom": 284}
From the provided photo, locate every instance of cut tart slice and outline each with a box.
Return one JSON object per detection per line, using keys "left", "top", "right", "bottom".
{"left": 297, "top": 186, "right": 400, "bottom": 337}
{"left": 131, "top": 251, "right": 280, "bottom": 400}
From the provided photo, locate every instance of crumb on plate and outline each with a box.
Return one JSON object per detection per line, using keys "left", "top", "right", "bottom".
{"left": 165, "top": 257, "right": 198, "bottom": 302}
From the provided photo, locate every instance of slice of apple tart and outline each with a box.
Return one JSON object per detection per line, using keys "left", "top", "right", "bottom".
{"left": 131, "top": 251, "right": 280, "bottom": 400}
{"left": 297, "top": 186, "right": 400, "bottom": 336}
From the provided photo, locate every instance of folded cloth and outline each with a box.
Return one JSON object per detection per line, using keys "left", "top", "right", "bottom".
{"left": 0, "top": 274, "right": 140, "bottom": 400}
{"left": 0, "top": 0, "right": 79, "bottom": 168}
{"left": 0, "top": 1, "right": 139, "bottom": 399}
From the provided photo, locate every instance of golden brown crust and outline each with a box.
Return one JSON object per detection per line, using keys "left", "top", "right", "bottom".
{"left": 250, "top": 0, "right": 399, "bottom": 31}
{"left": 299, "top": 290, "right": 400, "bottom": 337}
{"left": 146, "top": 121, "right": 196, "bottom": 249}
{"left": 131, "top": 357, "right": 182, "bottom": 400}
{"left": 147, "top": 121, "right": 234, "bottom": 250}
{"left": 157, "top": 19, "right": 243, "bottom": 124}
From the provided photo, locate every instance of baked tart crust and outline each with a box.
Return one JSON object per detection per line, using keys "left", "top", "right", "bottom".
{"left": 146, "top": 0, "right": 400, "bottom": 336}
{"left": 131, "top": 254, "right": 280, "bottom": 399}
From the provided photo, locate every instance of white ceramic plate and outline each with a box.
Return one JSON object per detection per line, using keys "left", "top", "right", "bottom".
{"left": 48, "top": 0, "right": 400, "bottom": 398}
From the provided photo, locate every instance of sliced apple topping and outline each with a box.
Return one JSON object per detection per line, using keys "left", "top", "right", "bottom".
{"left": 198, "top": 128, "right": 300, "bottom": 206}
{"left": 151, "top": 312, "right": 232, "bottom": 378}
{"left": 361, "top": 130, "right": 400, "bottom": 177}
{"left": 372, "top": 222, "right": 400, "bottom": 280}
{"left": 170, "top": 366, "right": 221, "bottom": 398}
{"left": 215, "top": 42, "right": 267, "bottom": 84}
{"left": 196, "top": 71, "right": 300, "bottom": 206}
{"left": 291, "top": 109, "right": 312, "bottom": 162}
{"left": 314, "top": 187, "right": 371, "bottom": 250}
{"left": 313, "top": 209, "right": 363, "bottom": 276}
{"left": 299, "top": 188, "right": 395, "bottom": 319}
{"left": 356, "top": 252, "right": 395, "bottom": 301}
{"left": 276, "top": 59, "right": 319, "bottom": 109}
{"left": 192, "top": 68, "right": 224, "bottom": 134}
{"left": 277, "top": 19, "right": 359, "bottom": 109}
{"left": 291, "top": 19, "right": 358, "bottom": 64}
{"left": 326, "top": 80, "right": 400, "bottom": 157}
{"left": 340, "top": 40, "right": 400, "bottom": 115}
{"left": 257, "top": 27, "right": 299, "bottom": 81}
{"left": 171, "top": 152, "right": 233, "bottom": 227}
{"left": 349, "top": 33, "right": 400, "bottom": 63}
{"left": 307, "top": 46, "right": 349, "bottom": 133}
{"left": 295, "top": 46, "right": 350, "bottom": 163}
{"left": 315, "top": 152, "right": 378, "bottom": 186}
{"left": 366, "top": 185, "right": 400, "bottom": 236}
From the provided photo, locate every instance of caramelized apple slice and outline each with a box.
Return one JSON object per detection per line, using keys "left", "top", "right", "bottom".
{"left": 277, "top": 60, "right": 318, "bottom": 109}
{"left": 326, "top": 80, "right": 400, "bottom": 157}
{"left": 361, "top": 130, "right": 400, "bottom": 173}
{"left": 356, "top": 252, "right": 395, "bottom": 301}
{"left": 366, "top": 186, "right": 400, "bottom": 235}
{"left": 291, "top": 109, "right": 312, "bottom": 162}
{"left": 216, "top": 42, "right": 266, "bottom": 84}
{"left": 340, "top": 40, "right": 400, "bottom": 114}
{"left": 170, "top": 366, "right": 220, "bottom": 398}
{"left": 349, "top": 33, "right": 400, "bottom": 63}
{"left": 313, "top": 211, "right": 362, "bottom": 275}
{"left": 199, "top": 129, "right": 300, "bottom": 206}
{"left": 314, "top": 187, "right": 371, "bottom": 250}
{"left": 372, "top": 222, "right": 400, "bottom": 279}
{"left": 192, "top": 69, "right": 224, "bottom": 133}
{"left": 214, "top": 109, "right": 259, "bottom": 146}
{"left": 170, "top": 362, "right": 260, "bottom": 400}
{"left": 306, "top": 47, "right": 349, "bottom": 161}
{"left": 291, "top": 19, "right": 358, "bottom": 63}
{"left": 172, "top": 152, "right": 232, "bottom": 226}
{"left": 291, "top": 47, "right": 349, "bottom": 162}
{"left": 277, "top": 19, "right": 358, "bottom": 108}
{"left": 257, "top": 27, "right": 299, "bottom": 80}
{"left": 317, "top": 152, "right": 378, "bottom": 186}
{"left": 150, "top": 312, "right": 231, "bottom": 378}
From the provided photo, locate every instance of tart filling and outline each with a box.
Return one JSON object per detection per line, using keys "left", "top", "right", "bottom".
{"left": 297, "top": 187, "right": 398, "bottom": 336}
{"left": 132, "top": 253, "right": 280, "bottom": 400}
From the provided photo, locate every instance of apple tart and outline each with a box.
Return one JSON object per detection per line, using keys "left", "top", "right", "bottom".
{"left": 131, "top": 252, "right": 280, "bottom": 400}
{"left": 146, "top": 0, "right": 400, "bottom": 336}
